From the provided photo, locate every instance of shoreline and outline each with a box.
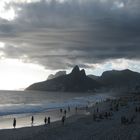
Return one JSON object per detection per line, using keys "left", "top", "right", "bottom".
{"left": 0, "top": 104, "right": 89, "bottom": 130}
{"left": 0, "top": 92, "right": 115, "bottom": 130}
{"left": 0, "top": 94, "right": 140, "bottom": 140}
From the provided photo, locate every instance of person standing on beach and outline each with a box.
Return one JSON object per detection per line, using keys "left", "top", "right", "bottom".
{"left": 13, "top": 118, "right": 16, "bottom": 128}
{"left": 31, "top": 116, "right": 34, "bottom": 126}
{"left": 135, "top": 107, "right": 138, "bottom": 112}
{"left": 44, "top": 117, "right": 47, "bottom": 125}
{"left": 48, "top": 117, "right": 50, "bottom": 124}
{"left": 64, "top": 110, "right": 67, "bottom": 116}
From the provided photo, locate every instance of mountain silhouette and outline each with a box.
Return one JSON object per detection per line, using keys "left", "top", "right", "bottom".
{"left": 89, "top": 69, "right": 140, "bottom": 90}
{"left": 26, "top": 66, "right": 140, "bottom": 92}
{"left": 26, "top": 65, "right": 101, "bottom": 92}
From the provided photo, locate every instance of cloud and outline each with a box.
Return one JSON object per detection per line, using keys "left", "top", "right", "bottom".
{"left": 0, "top": 0, "right": 140, "bottom": 69}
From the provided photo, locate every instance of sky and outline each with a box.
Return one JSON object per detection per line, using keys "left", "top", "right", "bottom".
{"left": 0, "top": 0, "right": 140, "bottom": 90}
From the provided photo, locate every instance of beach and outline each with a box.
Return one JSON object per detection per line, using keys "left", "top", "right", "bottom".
{"left": 0, "top": 94, "right": 140, "bottom": 140}
{"left": 0, "top": 90, "right": 114, "bottom": 129}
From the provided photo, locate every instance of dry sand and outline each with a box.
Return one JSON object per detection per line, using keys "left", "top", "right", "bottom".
{"left": 0, "top": 95, "right": 140, "bottom": 140}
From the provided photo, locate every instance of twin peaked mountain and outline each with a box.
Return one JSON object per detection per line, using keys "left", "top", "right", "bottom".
{"left": 26, "top": 65, "right": 140, "bottom": 92}
{"left": 26, "top": 66, "right": 100, "bottom": 92}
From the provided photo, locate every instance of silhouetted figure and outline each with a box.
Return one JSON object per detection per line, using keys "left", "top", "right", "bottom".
{"left": 75, "top": 106, "right": 78, "bottom": 113}
{"left": 68, "top": 106, "right": 70, "bottom": 112}
{"left": 105, "top": 112, "right": 108, "bottom": 119}
{"left": 135, "top": 107, "right": 138, "bottom": 112}
{"left": 121, "top": 116, "right": 129, "bottom": 125}
{"left": 110, "top": 107, "right": 113, "bottom": 111}
{"left": 64, "top": 110, "right": 67, "bottom": 116}
{"left": 139, "top": 107, "right": 140, "bottom": 112}
{"left": 130, "top": 115, "right": 136, "bottom": 124}
{"left": 86, "top": 105, "right": 88, "bottom": 111}
{"left": 13, "top": 118, "right": 16, "bottom": 128}
{"left": 60, "top": 108, "right": 63, "bottom": 113}
{"left": 31, "top": 116, "right": 34, "bottom": 126}
{"left": 61, "top": 115, "right": 66, "bottom": 125}
{"left": 44, "top": 117, "right": 47, "bottom": 125}
{"left": 121, "top": 116, "right": 123, "bottom": 124}
{"left": 48, "top": 117, "right": 50, "bottom": 124}
{"left": 97, "top": 107, "right": 99, "bottom": 113}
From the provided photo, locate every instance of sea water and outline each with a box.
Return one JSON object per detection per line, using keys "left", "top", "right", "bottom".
{"left": 0, "top": 90, "right": 114, "bottom": 129}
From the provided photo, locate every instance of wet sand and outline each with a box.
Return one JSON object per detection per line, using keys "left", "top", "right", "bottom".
{"left": 0, "top": 106, "right": 87, "bottom": 129}
{"left": 0, "top": 95, "right": 140, "bottom": 140}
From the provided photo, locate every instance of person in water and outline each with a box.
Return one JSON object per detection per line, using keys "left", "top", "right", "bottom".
{"left": 13, "top": 118, "right": 16, "bottom": 128}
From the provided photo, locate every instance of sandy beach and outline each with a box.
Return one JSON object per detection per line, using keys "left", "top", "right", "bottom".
{"left": 0, "top": 94, "right": 140, "bottom": 140}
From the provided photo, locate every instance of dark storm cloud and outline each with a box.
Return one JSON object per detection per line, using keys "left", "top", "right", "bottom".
{"left": 0, "top": 0, "right": 140, "bottom": 69}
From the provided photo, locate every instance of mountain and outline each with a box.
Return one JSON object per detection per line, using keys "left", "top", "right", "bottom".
{"left": 26, "top": 67, "right": 140, "bottom": 93}
{"left": 26, "top": 65, "right": 101, "bottom": 92}
{"left": 87, "top": 69, "right": 140, "bottom": 92}
{"left": 99, "top": 69, "right": 140, "bottom": 88}
{"left": 47, "top": 71, "right": 66, "bottom": 80}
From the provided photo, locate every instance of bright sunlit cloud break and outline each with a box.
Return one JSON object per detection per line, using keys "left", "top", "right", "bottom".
{"left": 0, "top": 59, "right": 50, "bottom": 90}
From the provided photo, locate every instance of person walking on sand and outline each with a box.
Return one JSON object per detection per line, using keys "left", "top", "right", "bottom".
{"left": 44, "top": 117, "right": 47, "bottom": 125}
{"left": 13, "top": 118, "right": 16, "bottom": 128}
{"left": 62, "top": 115, "right": 66, "bottom": 125}
{"left": 31, "top": 116, "right": 34, "bottom": 126}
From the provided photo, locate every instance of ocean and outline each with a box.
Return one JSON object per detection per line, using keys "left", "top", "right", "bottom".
{"left": 0, "top": 90, "right": 114, "bottom": 129}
